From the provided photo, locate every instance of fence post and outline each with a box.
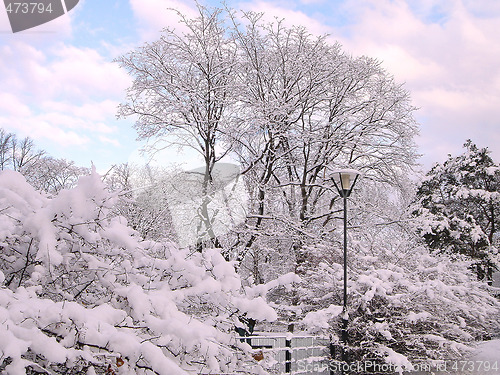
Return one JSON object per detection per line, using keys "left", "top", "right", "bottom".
{"left": 329, "top": 335, "right": 335, "bottom": 375}
{"left": 285, "top": 337, "right": 292, "bottom": 373}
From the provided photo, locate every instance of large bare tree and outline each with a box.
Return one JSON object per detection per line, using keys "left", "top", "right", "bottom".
{"left": 116, "top": 6, "right": 418, "bottom": 277}
{"left": 220, "top": 11, "right": 418, "bottom": 281}
{"left": 116, "top": 5, "right": 238, "bottom": 249}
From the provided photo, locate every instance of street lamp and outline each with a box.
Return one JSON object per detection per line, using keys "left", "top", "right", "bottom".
{"left": 330, "top": 168, "right": 360, "bottom": 364}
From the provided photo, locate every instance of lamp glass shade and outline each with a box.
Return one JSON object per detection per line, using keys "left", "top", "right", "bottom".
{"left": 341, "top": 173, "right": 351, "bottom": 190}
{"left": 330, "top": 168, "right": 361, "bottom": 196}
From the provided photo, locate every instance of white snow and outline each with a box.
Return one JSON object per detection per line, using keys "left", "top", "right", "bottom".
{"left": 302, "top": 304, "right": 343, "bottom": 331}
{"left": 378, "top": 345, "right": 414, "bottom": 373}
{"left": 470, "top": 340, "right": 500, "bottom": 374}
{"left": 0, "top": 170, "right": 274, "bottom": 374}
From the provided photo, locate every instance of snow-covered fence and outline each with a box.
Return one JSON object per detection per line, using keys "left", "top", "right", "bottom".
{"left": 242, "top": 333, "right": 331, "bottom": 374}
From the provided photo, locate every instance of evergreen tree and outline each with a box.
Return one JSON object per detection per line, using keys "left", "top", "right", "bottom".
{"left": 414, "top": 140, "right": 500, "bottom": 282}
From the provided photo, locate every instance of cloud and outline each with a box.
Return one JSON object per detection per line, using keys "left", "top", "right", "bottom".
{"left": 44, "top": 99, "right": 120, "bottom": 123}
{"left": 238, "top": 0, "right": 332, "bottom": 35}
{"left": 48, "top": 45, "right": 131, "bottom": 99}
{"left": 129, "top": 0, "right": 199, "bottom": 41}
{"left": 0, "top": 114, "right": 89, "bottom": 145}
{"left": 462, "top": 0, "right": 500, "bottom": 17}
{"left": 0, "top": 43, "right": 131, "bottom": 101}
{"left": 0, "top": 40, "right": 131, "bottom": 148}
{"left": 414, "top": 86, "right": 500, "bottom": 165}
{"left": 323, "top": 0, "right": 500, "bottom": 167}
{"left": 0, "top": 93, "right": 32, "bottom": 117}
{"left": 98, "top": 135, "right": 121, "bottom": 147}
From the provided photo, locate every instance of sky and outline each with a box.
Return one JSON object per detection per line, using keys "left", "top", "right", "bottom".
{"left": 0, "top": 0, "right": 499, "bottom": 174}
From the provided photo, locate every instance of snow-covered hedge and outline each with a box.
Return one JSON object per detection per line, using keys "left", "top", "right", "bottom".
{"left": 297, "top": 234, "right": 500, "bottom": 373}
{"left": 0, "top": 169, "right": 276, "bottom": 374}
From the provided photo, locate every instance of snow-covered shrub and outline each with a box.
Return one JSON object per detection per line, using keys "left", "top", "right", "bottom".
{"left": 0, "top": 169, "right": 276, "bottom": 374}
{"left": 297, "top": 232, "right": 500, "bottom": 373}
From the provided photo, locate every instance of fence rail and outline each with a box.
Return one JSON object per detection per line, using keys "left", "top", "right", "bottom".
{"left": 240, "top": 333, "right": 332, "bottom": 374}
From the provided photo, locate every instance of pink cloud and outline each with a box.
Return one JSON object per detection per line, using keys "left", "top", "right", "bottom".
{"left": 0, "top": 93, "right": 32, "bottom": 117}
{"left": 48, "top": 45, "right": 132, "bottom": 99}
{"left": 326, "top": 0, "right": 500, "bottom": 165}
{"left": 238, "top": 0, "right": 331, "bottom": 36}
{"left": 129, "top": 0, "right": 199, "bottom": 41}
{"left": 0, "top": 40, "right": 129, "bottom": 148}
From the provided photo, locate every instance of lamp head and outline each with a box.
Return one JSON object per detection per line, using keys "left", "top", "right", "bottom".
{"left": 330, "top": 169, "right": 361, "bottom": 198}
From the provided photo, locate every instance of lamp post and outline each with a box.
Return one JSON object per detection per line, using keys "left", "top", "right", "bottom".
{"left": 330, "top": 169, "right": 360, "bottom": 365}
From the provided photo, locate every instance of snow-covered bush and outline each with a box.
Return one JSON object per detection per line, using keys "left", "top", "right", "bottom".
{"left": 297, "top": 231, "right": 500, "bottom": 373}
{"left": 0, "top": 169, "right": 276, "bottom": 374}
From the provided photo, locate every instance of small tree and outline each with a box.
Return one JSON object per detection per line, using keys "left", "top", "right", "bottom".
{"left": 105, "top": 163, "right": 177, "bottom": 242}
{"left": 27, "top": 156, "right": 90, "bottom": 193}
{"left": 414, "top": 140, "right": 500, "bottom": 282}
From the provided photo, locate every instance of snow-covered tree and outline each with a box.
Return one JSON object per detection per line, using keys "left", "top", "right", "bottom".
{"left": 0, "top": 128, "right": 14, "bottom": 170}
{"left": 116, "top": 5, "right": 418, "bottom": 261}
{"left": 105, "top": 163, "right": 177, "bottom": 242}
{"left": 116, "top": 4, "right": 239, "bottom": 250}
{"left": 0, "top": 169, "right": 277, "bottom": 374}
{"left": 0, "top": 128, "right": 89, "bottom": 194}
{"left": 414, "top": 140, "right": 500, "bottom": 282}
{"left": 297, "top": 235, "right": 500, "bottom": 371}
{"left": 27, "top": 157, "right": 90, "bottom": 194}
{"left": 224, "top": 12, "right": 418, "bottom": 296}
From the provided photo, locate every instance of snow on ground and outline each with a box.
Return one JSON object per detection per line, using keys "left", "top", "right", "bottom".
{"left": 468, "top": 340, "right": 500, "bottom": 374}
